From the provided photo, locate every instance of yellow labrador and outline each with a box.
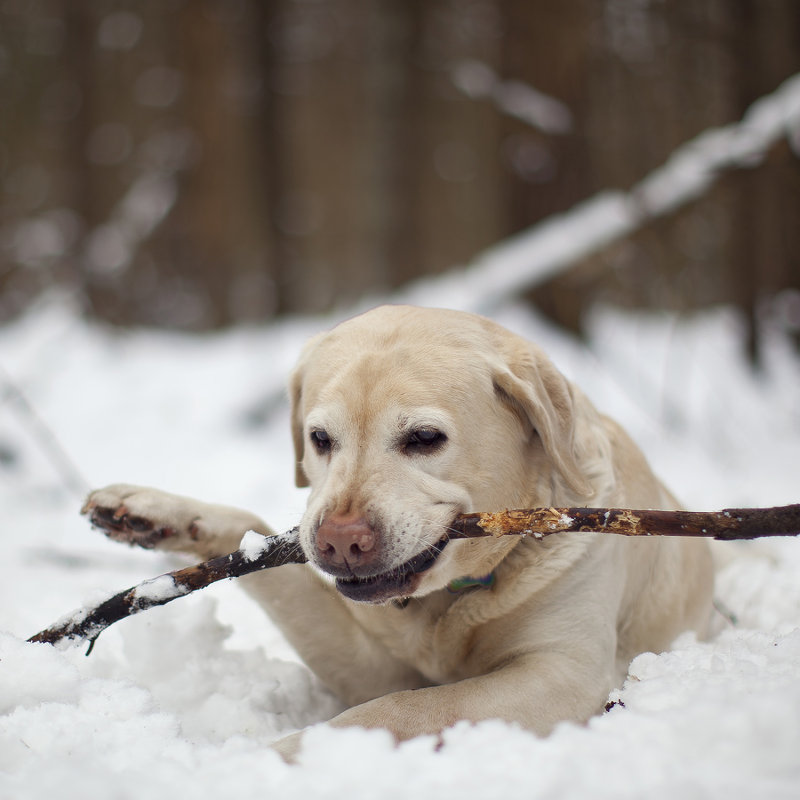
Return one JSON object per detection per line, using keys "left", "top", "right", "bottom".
{"left": 85, "top": 305, "right": 713, "bottom": 756}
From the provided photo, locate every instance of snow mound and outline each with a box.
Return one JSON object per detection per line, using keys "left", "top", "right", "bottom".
{"left": 1, "top": 298, "right": 798, "bottom": 798}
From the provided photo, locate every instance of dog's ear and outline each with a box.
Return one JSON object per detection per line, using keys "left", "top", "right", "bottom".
{"left": 288, "top": 357, "right": 311, "bottom": 489}
{"left": 492, "top": 342, "right": 592, "bottom": 498}
{"left": 288, "top": 330, "right": 330, "bottom": 488}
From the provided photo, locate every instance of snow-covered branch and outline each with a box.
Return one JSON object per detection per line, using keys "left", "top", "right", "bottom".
{"left": 632, "top": 72, "right": 800, "bottom": 217}
{"left": 83, "top": 172, "right": 178, "bottom": 277}
{"left": 406, "top": 71, "right": 800, "bottom": 314}
{"left": 451, "top": 59, "right": 573, "bottom": 135}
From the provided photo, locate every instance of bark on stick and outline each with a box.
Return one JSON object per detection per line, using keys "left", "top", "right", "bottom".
{"left": 28, "top": 504, "right": 800, "bottom": 651}
{"left": 450, "top": 504, "right": 800, "bottom": 541}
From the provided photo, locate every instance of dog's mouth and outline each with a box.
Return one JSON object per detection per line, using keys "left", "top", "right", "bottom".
{"left": 333, "top": 536, "right": 450, "bottom": 603}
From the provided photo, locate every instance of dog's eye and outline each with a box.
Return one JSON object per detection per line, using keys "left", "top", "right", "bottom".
{"left": 404, "top": 428, "right": 447, "bottom": 454}
{"left": 310, "top": 429, "right": 332, "bottom": 453}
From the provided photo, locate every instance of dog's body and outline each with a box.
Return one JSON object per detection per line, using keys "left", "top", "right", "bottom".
{"left": 85, "top": 305, "right": 713, "bottom": 754}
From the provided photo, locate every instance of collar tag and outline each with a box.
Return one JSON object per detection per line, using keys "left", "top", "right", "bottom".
{"left": 447, "top": 572, "right": 496, "bottom": 593}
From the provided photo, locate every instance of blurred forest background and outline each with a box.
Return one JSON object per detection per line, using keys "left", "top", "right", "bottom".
{"left": 1, "top": 0, "right": 799, "bottom": 361}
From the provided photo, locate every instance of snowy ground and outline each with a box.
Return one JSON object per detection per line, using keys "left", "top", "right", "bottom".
{"left": 1, "top": 294, "right": 799, "bottom": 799}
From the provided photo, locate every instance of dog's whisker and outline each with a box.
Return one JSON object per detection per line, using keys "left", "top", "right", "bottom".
{"left": 414, "top": 514, "right": 466, "bottom": 543}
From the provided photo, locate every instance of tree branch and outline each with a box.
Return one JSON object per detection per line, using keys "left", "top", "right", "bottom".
{"left": 399, "top": 72, "right": 800, "bottom": 313}
{"left": 28, "top": 528, "right": 305, "bottom": 652}
{"left": 28, "top": 504, "right": 800, "bottom": 651}
{"left": 450, "top": 504, "right": 800, "bottom": 541}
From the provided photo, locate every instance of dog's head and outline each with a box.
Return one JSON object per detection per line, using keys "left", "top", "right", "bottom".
{"left": 289, "top": 305, "right": 593, "bottom": 604}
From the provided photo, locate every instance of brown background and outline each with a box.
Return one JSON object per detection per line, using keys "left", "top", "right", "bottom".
{"left": 2, "top": 1, "right": 799, "bottom": 360}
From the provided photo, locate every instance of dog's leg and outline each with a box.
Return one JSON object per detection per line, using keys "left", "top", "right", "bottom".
{"left": 272, "top": 646, "right": 614, "bottom": 760}
{"left": 83, "top": 483, "right": 271, "bottom": 559}
{"left": 83, "top": 484, "right": 427, "bottom": 706}
{"left": 272, "top": 549, "right": 624, "bottom": 760}
{"left": 337, "top": 648, "right": 609, "bottom": 735}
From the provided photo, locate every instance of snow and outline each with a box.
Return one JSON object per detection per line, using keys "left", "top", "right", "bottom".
{"left": 1, "top": 289, "right": 798, "bottom": 798}
{"left": 239, "top": 530, "right": 271, "bottom": 562}
{"left": 131, "top": 575, "right": 187, "bottom": 606}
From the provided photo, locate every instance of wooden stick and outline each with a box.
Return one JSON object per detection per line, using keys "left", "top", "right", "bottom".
{"left": 451, "top": 504, "right": 800, "bottom": 541}
{"left": 28, "top": 529, "right": 305, "bottom": 652}
{"left": 28, "top": 504, "right": 800, "bottom": 650}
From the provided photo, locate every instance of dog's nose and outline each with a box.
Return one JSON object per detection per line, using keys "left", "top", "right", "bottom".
{"left": 316, "top": 515, "right": 376, "bottom": 570}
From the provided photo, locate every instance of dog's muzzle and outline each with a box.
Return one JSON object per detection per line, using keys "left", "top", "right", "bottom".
{"left": 331, "top": 536, "right": 450, "bottom": 603}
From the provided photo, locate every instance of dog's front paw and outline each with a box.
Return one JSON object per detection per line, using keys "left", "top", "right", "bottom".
{"left": 82, "top": 484, "right": 198, "bottom": 551}
{"left": 82, "top": 483, "right": 270, "bottom": 559}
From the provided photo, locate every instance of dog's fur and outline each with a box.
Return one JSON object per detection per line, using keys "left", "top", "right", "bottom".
{"left": 85, "top": 305, "right": 714, "bottom": 756}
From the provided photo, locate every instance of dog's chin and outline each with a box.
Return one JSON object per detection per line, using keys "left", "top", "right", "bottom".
{"left": 332, "top": 537, "right": 449, "bottom": 604}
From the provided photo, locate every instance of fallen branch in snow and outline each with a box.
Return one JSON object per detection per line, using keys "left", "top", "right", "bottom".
{"left": 399, "top": 71, "right": 800, "bottom": 313}
{"left": 28, "top": 503, "right": 800, "bottom": 651}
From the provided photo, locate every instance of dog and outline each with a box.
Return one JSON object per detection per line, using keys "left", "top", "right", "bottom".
{"left": 84, "top": 305, "right": 714, "bottom": 758}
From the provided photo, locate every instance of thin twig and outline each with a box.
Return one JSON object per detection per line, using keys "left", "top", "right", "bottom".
{"left": 0, "top": 366, "right": 90, "bottom": 497}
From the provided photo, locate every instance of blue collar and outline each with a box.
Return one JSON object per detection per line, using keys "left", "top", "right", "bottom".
{"left": 447, "top": 572, "right": 496, "bottom": 593}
